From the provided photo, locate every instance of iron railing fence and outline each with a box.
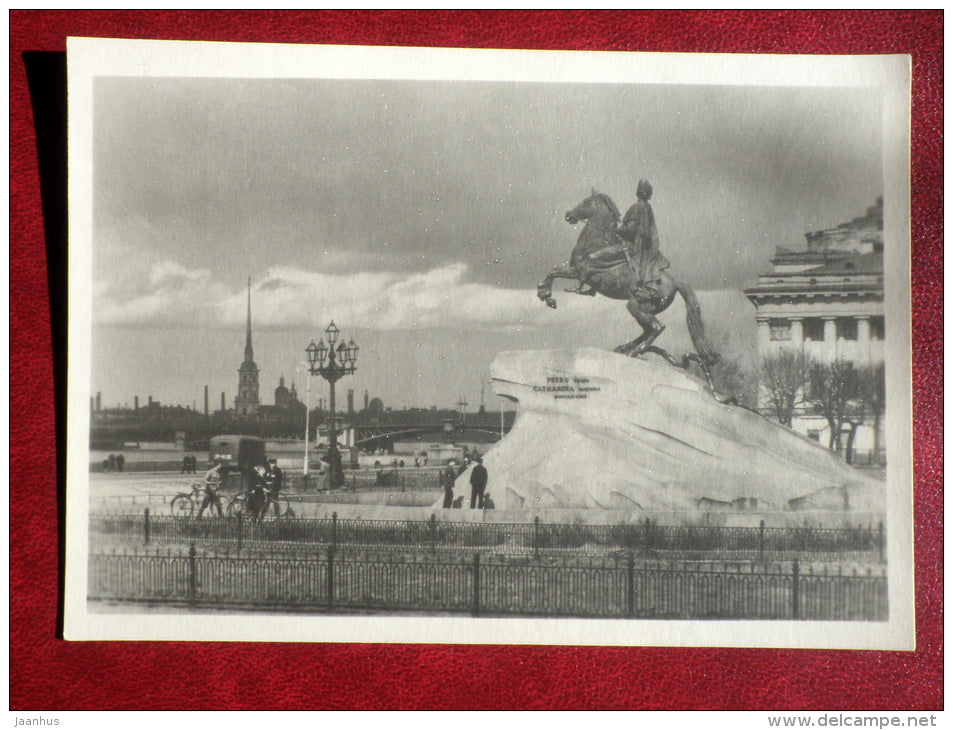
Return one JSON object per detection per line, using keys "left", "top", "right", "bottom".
{"left": 92, "top": 494, "right": 176, "bottom": 509}
{"left": 88, "top": 547, "right": 888, "bottom": 621}
{"left": 343, "top": 468, "right": 442, "bottom": 491}
{"left": 90, "top": 493, "right": 313, "bottom": 510}
{"left": 91, "top": 511, "right": 886, "bottom": 563}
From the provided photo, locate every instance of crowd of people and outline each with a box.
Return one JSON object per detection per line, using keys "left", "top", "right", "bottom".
{"left": 106, "top": 445, "right": 495, "bottom": 515}
{"left": 193, "top": 451, "right": 494, "bottom": 517}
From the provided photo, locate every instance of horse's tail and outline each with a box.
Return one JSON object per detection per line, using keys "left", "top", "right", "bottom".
{"left": 675, "top": 281, "right": 720, "bottom": 366}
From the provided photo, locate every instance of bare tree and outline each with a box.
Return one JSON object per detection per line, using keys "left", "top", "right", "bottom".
{"left": 759, "top": 350, "right": 811, "bottom": 427}
{"left": 853, "top": 362, "right": 886, "bottom": 464}
{"left": 808, "top": 359, "right": 862, "bottom": 456}
{"left": 699, "top": 330, "right": 759, "bottom": 409}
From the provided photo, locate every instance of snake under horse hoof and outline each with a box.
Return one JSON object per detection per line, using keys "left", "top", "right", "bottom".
{"left": 537, "top": 283, "right": 557, "bottom": 309}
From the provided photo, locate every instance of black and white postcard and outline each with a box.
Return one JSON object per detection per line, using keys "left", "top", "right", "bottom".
{"left": 64, "top": 38, "right": 913, "bottom": 648}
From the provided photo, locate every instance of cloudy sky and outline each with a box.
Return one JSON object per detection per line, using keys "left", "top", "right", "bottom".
{"left": 90, "top": 74, "right": 883, "bottom": 411}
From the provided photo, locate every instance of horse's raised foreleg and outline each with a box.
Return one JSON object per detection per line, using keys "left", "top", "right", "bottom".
{"left": 615, "top": 300, "right": 665, "bottom": 357}
{"left": 537, "top": 265, "right": 579, "bottom": 309}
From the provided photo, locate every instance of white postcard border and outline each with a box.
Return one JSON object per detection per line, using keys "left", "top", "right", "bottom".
{"left": 64, "top": 38, "right": 914, "bottom": 649}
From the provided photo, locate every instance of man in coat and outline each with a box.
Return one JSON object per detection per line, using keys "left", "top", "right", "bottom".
{"left": 618, "top": 179, "right": 670, "bottom": 301}
{"left": 469, "top": 455, "right": 488, "bottom": 509}
{"left": 264, "top": 458, "right": 284, "bottom": 517}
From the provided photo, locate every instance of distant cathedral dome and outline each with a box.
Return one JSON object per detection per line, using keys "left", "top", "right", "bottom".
{"left": 274, "top": 375, "right": 291, "bottom": 408}
{"left": 368, "top": 397, "right": 384, "bottom": 416}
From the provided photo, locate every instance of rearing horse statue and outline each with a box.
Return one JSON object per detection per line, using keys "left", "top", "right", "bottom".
{"left": 537, "top": 190, "right": 719, "bottom": 369}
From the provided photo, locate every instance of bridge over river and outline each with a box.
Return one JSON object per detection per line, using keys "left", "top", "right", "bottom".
{"left": 351, "top": 420, "right": 511, "bottom": 449}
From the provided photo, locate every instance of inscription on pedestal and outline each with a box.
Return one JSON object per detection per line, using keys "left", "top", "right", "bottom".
{"left": 532, "top": 376, "right": 602, "bottom": 400}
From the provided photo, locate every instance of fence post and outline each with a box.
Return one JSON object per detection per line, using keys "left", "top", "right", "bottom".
{"left": 759, "top": 519, "right": 765, "bottom": 562}
{"left": 626, "top": 554, "right": 635, "bottom": 618}
{"left": 878, "top": 521, "right": 884, "bottom": 563}
{"left": 429, "top": 513, "right": 437, "bottom": 553}
{"left": 188, "top": 543, "right": 197, "bottom": 603}
{"left": 472, "top": 553, "right": 481, "bottom": 616}
{"left": 236, "top": 511, "right": 243, "bottom": 551}
{"left": 143, "top": 508, "right": 150, "bottom": 545}
{"left": 791, "top": 559, "right": 799, "bottom": 619}
{"left": 332, "top": 512, "right": 338, "bottom": 551}
{"left": 534, "top": 516, "right": 540, "bottom": 559}
{"left": 327, "top": 547, "right": 335, "bottom": 609}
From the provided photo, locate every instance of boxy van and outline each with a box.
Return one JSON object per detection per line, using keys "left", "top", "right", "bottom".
{"left": 209, "top": 435, "right": 266, "bottom": 475}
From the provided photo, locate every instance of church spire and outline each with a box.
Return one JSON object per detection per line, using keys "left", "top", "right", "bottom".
{"left": 244, "top": 277, "right": 254, "bottom": 362}
{"left": 235, "top": 276, "right": 260, "bottom": 416}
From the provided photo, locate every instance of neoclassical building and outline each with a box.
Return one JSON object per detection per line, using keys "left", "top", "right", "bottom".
{"left": 234, "top": 278, "right": 261, "bottom": 417}
{"left": 744, "top": 199, "right": 885, "bottom": 462}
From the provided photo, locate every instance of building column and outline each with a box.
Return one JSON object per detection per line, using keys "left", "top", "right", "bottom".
{"left": 822, "top": 316, "right": 838, "bottom": 360}
{"left": 856, "top": 316, "right": 871, "bottom": 365}
{"left": 789, "top": 317, "right": 804, "bottom": 350}
{"left": 757, "top": 318, "right": 771, "bottom": 352}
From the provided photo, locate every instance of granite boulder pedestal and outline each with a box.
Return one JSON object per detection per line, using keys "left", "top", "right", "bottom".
{"left": 444, "top": 348, "right": 883, "bottom": 518}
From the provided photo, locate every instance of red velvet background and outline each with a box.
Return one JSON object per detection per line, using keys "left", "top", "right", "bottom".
{"left": 9, "top": 11, "right": 942, "bottom": 710}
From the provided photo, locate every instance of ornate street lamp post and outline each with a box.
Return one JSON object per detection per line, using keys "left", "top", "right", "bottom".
{"left": 306, "top": 321, "right": 358, "bottom": 489}
{"left": 299, "top": 359, "right": 315, "bottom": 478}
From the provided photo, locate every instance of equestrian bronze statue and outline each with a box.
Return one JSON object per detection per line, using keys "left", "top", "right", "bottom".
{"left": 537, "top": 185, "right": 719, "bottom": 371}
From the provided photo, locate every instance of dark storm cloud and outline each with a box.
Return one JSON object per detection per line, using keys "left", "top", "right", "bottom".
{"left": 95, "top": 76, "right": 881, "bottom": 295}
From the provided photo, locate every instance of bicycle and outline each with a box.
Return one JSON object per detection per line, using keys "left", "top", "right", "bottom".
{"left": 170, "top": 482, "right": 203, "bottom": 517}
{"left": 226, "top": 489, "right": 295, "bottom": 520}
{"left": 170, "top": 482, "right": 223, "bottom": 518}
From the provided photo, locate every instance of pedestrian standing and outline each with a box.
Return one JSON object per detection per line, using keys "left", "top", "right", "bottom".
{"left": 198, "top": 460, "right": 224, "bottom": 518}
{"left": 469, "top": 456, "right": 488, "bottom": 509}
{"left": 247, "top": 464, "right": 268, "bottom": 520}
{"left": 265, "top": 458, "right": 284, "bottom": 517}
{"left": 441, "top": 460, "right": 456, "bottom": 509}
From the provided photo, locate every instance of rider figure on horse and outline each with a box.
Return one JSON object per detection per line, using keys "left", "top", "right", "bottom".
{"left": 618, "top": 179, "right": 670, "bottom": 302}
{"left": 540, "top": 184, "right": 718, "bottom": 366}
{"left": 563, "top": 179, "right": 670, "bottom": 301}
